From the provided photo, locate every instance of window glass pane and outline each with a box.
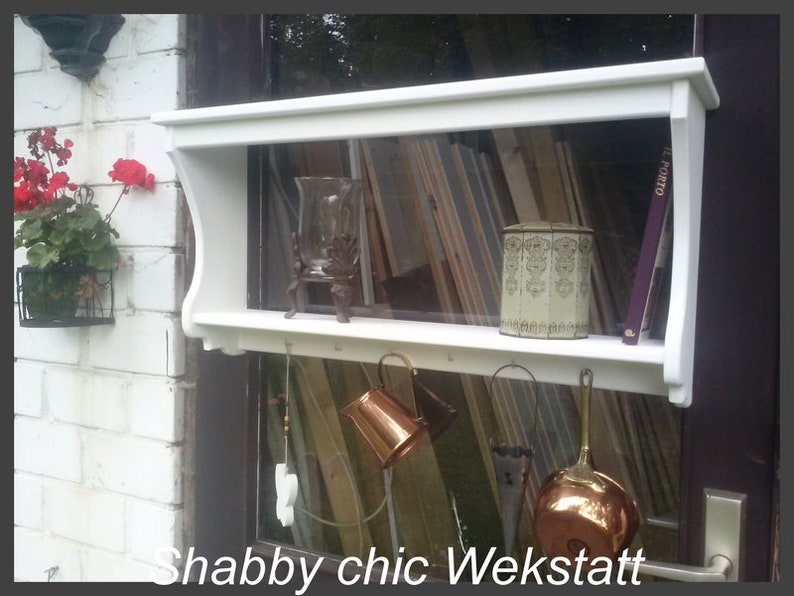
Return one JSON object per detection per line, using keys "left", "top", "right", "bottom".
{"left": 256, "top": 14, "right": 692, "bottom": 580}
{"left": 260, "top": 118, "right": 672, "bottom": 335}
{"left": 266, "top": 14, "right": 694, "bottom": 97}
{"left": 259, "top": 353, "right": 682, "bottom": 578}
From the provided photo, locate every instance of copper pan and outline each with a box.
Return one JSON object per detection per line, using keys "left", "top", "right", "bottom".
{"left": 533, "top": 369, "right": 640, "bottom": 564}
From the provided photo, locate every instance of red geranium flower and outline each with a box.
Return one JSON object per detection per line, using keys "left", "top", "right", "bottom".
{"left": 13, "top": 182, "right": 42, "bottom": 212}
{"left": 24, "top": 159, "right": 50, "bottom": 188}
{"left": 108, "top": 158, "right": 156, "bottom": 192}
{"left": 14, "top": 126, "right": 157, "bottom": 270}
{"left": 45, "top": 172, "right": 75, "bottom": 200}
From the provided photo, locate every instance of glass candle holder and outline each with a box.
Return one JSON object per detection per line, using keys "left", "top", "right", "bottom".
{"left": 286, "top": 176, "right": 363, "bottom": 322}
{"left": 295, "top": 176, "right": 362, "bottom": 276}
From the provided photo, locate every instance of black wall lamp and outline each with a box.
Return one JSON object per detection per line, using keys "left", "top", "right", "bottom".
{"left": 20, "top": 14, "right": 125, "bottom": 81}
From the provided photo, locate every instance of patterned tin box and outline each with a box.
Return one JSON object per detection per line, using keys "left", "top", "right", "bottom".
{"left": 499, "top": 222, "right": 593, "bottom": 339}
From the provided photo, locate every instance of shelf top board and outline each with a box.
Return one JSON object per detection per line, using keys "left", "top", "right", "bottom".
{"left": 152, "top": 57, "right": 719, "bottom": 148}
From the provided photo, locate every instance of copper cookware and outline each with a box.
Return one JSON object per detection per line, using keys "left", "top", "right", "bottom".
{"left": 340, "top": 352, "right": 457, "bottom": 468}
{"left": 533, "top": 369, "right": 640, "bottom": 564}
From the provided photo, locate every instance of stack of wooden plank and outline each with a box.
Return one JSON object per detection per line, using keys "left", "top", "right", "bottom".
{"left": 261, "top": 107, "right": 680, "bottom": 565}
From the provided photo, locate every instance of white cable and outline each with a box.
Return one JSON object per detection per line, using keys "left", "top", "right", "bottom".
{"left": 294, "top": 358, "right": 366, "bottom": 553}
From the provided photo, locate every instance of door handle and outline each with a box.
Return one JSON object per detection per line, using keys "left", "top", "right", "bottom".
{"left": 626, "top": 553, "right": 732, "bottom": 582}
{"left": 621, "top": 489, "right": 745, "bottom": 582}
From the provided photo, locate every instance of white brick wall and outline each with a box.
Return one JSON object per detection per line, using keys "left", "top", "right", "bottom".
{"left": 45, "top": 483, "right": 127, "bottom": 552}
{"left": 14, "top": 14, "right": 188, "bottom": 582}
{"left": 14, "top": 474, "right": 44, "bottom": 531}
{"left": 14, "top": 418, "right": 83, "bottom": 483}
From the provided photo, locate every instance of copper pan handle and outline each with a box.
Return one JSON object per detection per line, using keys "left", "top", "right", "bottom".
{"left": 579, "top": 368, "right": 594, "bottom": 456}
{"left": 563, "top": 368, "right": 601, "bottom": 486}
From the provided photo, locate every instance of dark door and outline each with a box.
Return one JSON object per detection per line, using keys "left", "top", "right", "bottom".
{"left": 186, "top": 14, "right": 779, "bottom": 582}
{"left": 681, "top": 14, "right": 779, "bottom": 581}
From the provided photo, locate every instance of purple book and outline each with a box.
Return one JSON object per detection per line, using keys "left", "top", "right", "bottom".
{"left": 623, "top": 146, "right": 673, "bottom": 345}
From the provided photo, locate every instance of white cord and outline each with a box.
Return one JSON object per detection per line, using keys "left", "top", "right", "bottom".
{"left": 284, "top": 343, "right": 292, "bottom": 471}
{"left": 295, "top": 467, "right": 392, "bottom": 527}
{"left": 292, "top": 358, "right": 399, "bottom": 554}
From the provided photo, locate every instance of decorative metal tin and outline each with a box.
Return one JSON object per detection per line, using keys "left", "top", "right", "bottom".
{"left": 499, "top": 222, "right": 593, "bottom": 339}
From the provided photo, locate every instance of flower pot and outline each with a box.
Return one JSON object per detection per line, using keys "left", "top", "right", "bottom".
{"left": 16, "top": 264, "right": 115, "bottom": 328}
{"left": 19, "top": 14, "right": 125, "bottom": 81}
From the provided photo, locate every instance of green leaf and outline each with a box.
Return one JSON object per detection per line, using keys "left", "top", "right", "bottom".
{"left": 81, "top": 233, "right": 111, "bottom": 253}
{"left": 26, "top": 243, "right": 61, "bottom": 269}
{"left": 17, "top": 219, "right": 44, "bottom": 242}
{"left": 86, "top": 244, "right": 121, "bottom": 270}
{"left": 70, "top": 205, "right": 102, "bottom": 229}
{"left": 15, "top": 187, "right": 121, "bottom": 271}
{"left": 48, "top": 226, "right": 69, "bottom": 248}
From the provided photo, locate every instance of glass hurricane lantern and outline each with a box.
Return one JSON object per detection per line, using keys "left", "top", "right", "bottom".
{"left": 285, "top": 176, "right": 363, "bottom": 323}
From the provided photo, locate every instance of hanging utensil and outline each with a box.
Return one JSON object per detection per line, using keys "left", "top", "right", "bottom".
{"left": 400, "top": 357, "right": 458, "bottom": 441}
{"left": 533, "top": 368, "right": 641, "bottom": 564}
{"left": 488, "top": 363, "right": 539, "bottom": 556}
{"left": 276, "top": 343, "right": 299, "bottom": 527}
{"left": 492, "top": 443, "right": 534, "bottom": 557}
{"left": 339, "top": 352, "right": 429, "bottom": 468}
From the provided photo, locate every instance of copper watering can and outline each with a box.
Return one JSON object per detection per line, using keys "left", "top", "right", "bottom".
{"left": 533, "top": 368, "right": 641, "bottom": 564}
{"left": 339, "top": 352, "right": 457, "bottom": 468}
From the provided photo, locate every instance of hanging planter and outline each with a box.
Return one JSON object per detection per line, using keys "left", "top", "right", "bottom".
{"left": 16, "top": 264, "right": 114, "bottom": 328}
{"left": 14, "top": 127, "right": 157, "bottom": 330}
{"left": 19, "top": 14, "right": 125, "bottom": 81}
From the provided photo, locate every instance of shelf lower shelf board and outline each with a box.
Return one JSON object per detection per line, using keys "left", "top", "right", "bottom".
{"left": 190, "top": 309, "right": 668, "bottom": 397}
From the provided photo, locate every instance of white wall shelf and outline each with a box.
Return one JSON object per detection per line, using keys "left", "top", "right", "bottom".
{"left": 152, "top": 57, "right": 719, "bottom": 407}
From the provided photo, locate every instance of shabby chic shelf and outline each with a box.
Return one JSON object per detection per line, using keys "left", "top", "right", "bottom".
{"left": 152, "top": 57, "right": 719, "bottom": 407}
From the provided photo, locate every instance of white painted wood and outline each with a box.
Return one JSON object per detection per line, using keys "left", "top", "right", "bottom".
{"left": 152, "top": 57, "right": 719, "bottom": 406}
{"left": 192, "top": 309, "right": 667, "bottom": 395}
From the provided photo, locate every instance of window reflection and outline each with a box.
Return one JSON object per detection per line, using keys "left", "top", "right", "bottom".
{"left": 256, "top": 14, "right": 691, "bottom": 579}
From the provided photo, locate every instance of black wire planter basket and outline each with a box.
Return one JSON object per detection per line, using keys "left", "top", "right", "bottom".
{"left": 16, "top": 264, "right": 115, "bottom": 328}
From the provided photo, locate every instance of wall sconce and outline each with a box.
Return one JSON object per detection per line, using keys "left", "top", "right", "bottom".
{"left": 20, "top": 14, "right": 125, "bottom": 81}
{"left": 284, "top": 177, "right": 363, "bottom": 323}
